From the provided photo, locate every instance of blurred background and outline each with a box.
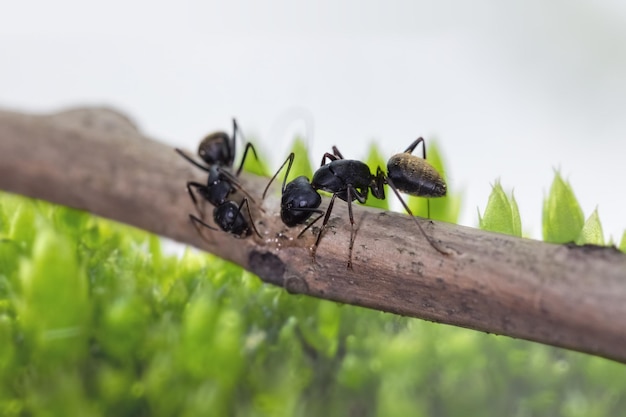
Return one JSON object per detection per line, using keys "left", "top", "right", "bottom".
{"left": 2, "top": 0, "right": 626, "bottom": 240}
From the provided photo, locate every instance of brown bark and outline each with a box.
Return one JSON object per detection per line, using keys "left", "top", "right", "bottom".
{"left": 1, "top": 106, "right": 625, "bottom": 363}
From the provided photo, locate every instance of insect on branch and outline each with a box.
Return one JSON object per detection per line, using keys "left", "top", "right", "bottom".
{"left": 0, "top": 106, "right": 625, "bottom": 364}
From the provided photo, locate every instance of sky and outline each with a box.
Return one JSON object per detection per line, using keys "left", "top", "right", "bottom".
{"left": 2, "top": 0, "right": 626, "bottom": 242}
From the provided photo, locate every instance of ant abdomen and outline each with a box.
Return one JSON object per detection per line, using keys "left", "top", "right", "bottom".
{"left": 198, "top": 131, "right": 233, "bottom": 167}
{"left": 387, "top": 153, "right": 446, "bottom": 198}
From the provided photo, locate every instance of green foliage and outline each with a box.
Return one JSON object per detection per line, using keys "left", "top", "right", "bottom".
{"left": 543, "top": 172, "right": 585, "bottom": 243}
{"left": 1, "top": 189, "right": 625, "bottom": 417}
{"left": 482, "top": 171, "right": 624, "bottom": 250}
{"left": 538, "top": 172, "right": 620, "bottom": 247}
{"left": 2, "top": 136, "right": 625, "bottom": 416}
{"left": 364, "top": 143, "right": 389, "bottom": 211}
{"left": 478, "top": 181, "right": 522, "bottom": 237}
{"left": 576, "top": 209, "right": 605, "bottom": 246}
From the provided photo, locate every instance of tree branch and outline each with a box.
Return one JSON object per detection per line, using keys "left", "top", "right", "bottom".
{"left": 1, "top": 107, "right": 625, "bottom": 363}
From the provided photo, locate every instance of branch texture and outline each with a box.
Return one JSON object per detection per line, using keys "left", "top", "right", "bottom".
{"left": 1, "top": 107, "right": 625, "bottom": 363}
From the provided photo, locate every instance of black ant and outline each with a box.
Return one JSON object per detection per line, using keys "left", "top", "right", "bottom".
{"left": 175, "top": 119, "right": 262, "bottom": 238}
{"left": 308, "top": 138, "right": 447, "bottom": 268}
{"left": 176, "top": 153, "right": 262, "bottom": 238}
{"left": 262, "top": 152, "right": 324, "bottom": 228}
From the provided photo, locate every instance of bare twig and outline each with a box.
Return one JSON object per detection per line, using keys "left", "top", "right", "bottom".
{"left": 1, "top": 107, "right": 625, "bottom": 363}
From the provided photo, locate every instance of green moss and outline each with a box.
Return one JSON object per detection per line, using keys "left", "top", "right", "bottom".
{"left": 543, "top": 172, "right": 585, "bottom": 243}
{"left": 1, "top": 149, "right": 624, "bottom": 416}
{"left": 479, "top": 181, "right": 522, "bottom": 237}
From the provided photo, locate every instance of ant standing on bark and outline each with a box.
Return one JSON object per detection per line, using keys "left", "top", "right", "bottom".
{"left": 310, "top": 137, "right": 448, "bottom": 269}
{"left": 262, "top": 137, "right": 448, "bottom": 268}
{"left": 175, "top": 119, "right": 262, "bottom": 238}
{"left": 376, "top": 137, "right": 448, "bottom": 253}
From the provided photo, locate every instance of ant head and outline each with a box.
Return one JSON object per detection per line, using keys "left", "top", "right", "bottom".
{"left": 198, "top": 131, "right": 233, "bottom": 166}
{"left": 281, "top": 176, "right": 322, "bottom": 227}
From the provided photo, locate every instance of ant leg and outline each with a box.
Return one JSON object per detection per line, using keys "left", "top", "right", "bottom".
{"left": 344, "top": 186, "right": 367, "bottom": 270}
{"left": 175, "top": 148, "right": 211, "bottom": 173}
{"left": 351, "top": 186, "right": 368, "bottom": 204}
{"left": 331, "top": 146, "right": 345, "bottom": 159}
{"left": 189, "top": 213, "right": 218, "bottom": 245}
{"left": 371, "top": 167, "right": 386, "bottom": 200}
{"left": 346, "top": 186, "right": 356, "bottom": 270}
{"left": 320, "top": 152, "right": 341, "bottom": 166}
{"left": 386, "top": 177, "right": 450, "bottom": 255}
{"left": 190, "top": 213, "right": 218, "bottom": 231}
{"left": 239, "top": 198, "right": 263, "bottom": 238}
{"left": 311, "top": 193, "right": 339, "bottom": 263}
{"left": 262, "top": 153, "right": 295, "bottom": 199}
{"left": 403, "top": 137, "right": 426, "bottom": 159}
{"left": 235, "top": 142, "right": 260, "bottom": 176}
{"left": 216, "top": 167, "right": 262, "bottom": 210}
{"left": 186, "top": 181, "right": 209, "bottom": 219}
{"left": 295, "top": 207, "right": 326, "bottom": 237}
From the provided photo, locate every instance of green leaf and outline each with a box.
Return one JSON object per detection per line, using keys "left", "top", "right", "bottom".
{"left": 364, "top": 143, "right": 389, "bottom": 210}
{"left": 620, "top": 231, "right": 626, "bottom": 253}
{"left": 576, "top": 208, "right": 605, "bottom": 245}
{"left": 542, "top": 172, "right": 584, "bottom": 243}
{"left": 17, "top": 229, "right": 90, "bottom": 366}
{"left": 478, "top": 181, "right": 522, "bottom": 237}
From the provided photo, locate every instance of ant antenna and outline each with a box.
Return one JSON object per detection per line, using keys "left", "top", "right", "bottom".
{"left": 262, "top": 152, "right": 295, "bottom": 199}
{"left": 175, "top": 148, "right": 211, "bottom": 173}
{"left": 231, "top": 120, "right": 261, "bottom": 176}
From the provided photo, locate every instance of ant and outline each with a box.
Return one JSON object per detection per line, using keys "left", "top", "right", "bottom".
{"left": 175, "top": 119, "right": 262, "bottom": 238}
{"left": 262, "top": 137, "right": 447, "bottom": 269}
{"left": 175, "top": 157, "right": 262, "bottom": 238}
{"left": 262, "top": 152, "right": 324, "bottom": 228}
{"left": 310, "top": 138, "right": 448, "bottom": 268}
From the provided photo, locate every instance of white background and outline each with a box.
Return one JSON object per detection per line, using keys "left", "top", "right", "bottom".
{"left": 2, "top": 0, "right": 625, "bottom": 241}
